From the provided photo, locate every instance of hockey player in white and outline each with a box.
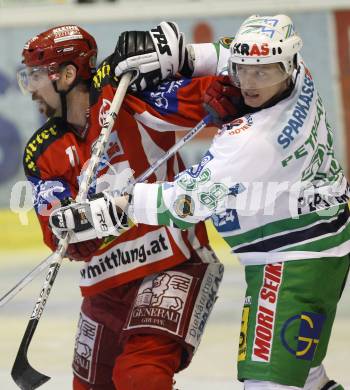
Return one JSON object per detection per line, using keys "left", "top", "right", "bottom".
{"left": 51, "top": 15, "right": 349, "bottom": 390}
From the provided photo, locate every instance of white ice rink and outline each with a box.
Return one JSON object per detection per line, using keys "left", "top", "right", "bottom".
{"left": 0, "top": 248, "right": 349, "bottom": 389}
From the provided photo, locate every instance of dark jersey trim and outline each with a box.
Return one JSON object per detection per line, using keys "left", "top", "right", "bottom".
{"left": 90, "top": 56, "right": 119, "bottom": 106}
{"left": 23, "top": 117, "right": 70, "bottom": 177}
{"left": 235, "top": 206, "right": 350, "bottom": 253}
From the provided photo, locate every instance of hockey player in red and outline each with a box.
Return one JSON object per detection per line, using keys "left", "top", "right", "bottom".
{"left": 18, "top": 23, "right": 226, "bottom": 389}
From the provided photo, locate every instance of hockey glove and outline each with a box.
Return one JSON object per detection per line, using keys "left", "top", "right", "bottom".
{"left": 112, "top": 21, "right": 185, "bottom": 92}
{"left": 65, "top": 238, "right": 103, "bottom": 262}
{"left": 203, "top": 76, "right": 243, "bottom": 125}
{"left": 49, "top": 192, "right": 133, "bottom": 243}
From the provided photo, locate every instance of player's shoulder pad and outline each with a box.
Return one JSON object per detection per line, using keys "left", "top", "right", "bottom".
{"left": 23, "top": 117, "right": 69, "bottom": 176}
{"left": 90, "top": 55, "right": 118, "bottom": 105}
{"left": 218, "top": 36, "right": 234, "bottom": 49}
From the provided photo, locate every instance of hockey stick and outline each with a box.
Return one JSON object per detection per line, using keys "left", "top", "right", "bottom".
{"left": 11, "top": 72, "right": 132, "bottom": 390}
{"left": 124, "top": 113, "right": 212, "bottom": 191}
{"left": 0, "top": 254, "right": 53, "bottom": 308}
{"left": 0, "top": 114, "right": 212, "bottom": 309}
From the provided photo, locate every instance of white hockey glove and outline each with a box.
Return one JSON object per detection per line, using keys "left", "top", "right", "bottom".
{"left": 49, "top": 192, "right": 133, "bottom": 243}
{"left": 112, "top": 21, "right": 185, "bottom": 92}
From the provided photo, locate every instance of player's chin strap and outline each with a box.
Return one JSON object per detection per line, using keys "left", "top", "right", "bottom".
{"left": 52, "top": 76, "right": 83, "bottom": 125}
{"left": 52, "top": 76, "right": 91, "bottom": 139}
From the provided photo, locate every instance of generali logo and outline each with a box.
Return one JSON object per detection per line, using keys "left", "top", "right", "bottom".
{"left": 128, "top": 271, "right": 193, "bottom": 334}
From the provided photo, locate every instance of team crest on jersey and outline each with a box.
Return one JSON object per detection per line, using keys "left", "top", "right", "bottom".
{"left": 98, "top": 98, "right": 111, "bottom": 127}
{"left": 127, "top": 271, "right": 193, "bottom": 334}
{"left": 173, "top": 194, "right": 195, "bottom": 218}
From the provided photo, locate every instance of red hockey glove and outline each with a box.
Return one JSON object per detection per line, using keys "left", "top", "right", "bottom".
{"left": 66, "top": 238, "right": 103, "bottom": 262}
{"left": 203, "top": 76, "right": 243, "bottom": 125}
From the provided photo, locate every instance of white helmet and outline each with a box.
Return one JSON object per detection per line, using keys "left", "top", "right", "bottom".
{"left": 229, "top": 14, "right": 303, "bottom": 85}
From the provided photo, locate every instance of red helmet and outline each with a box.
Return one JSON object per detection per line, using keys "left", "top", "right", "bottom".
{"left": 22, "top": 25, "right": 97, "bottom": 81}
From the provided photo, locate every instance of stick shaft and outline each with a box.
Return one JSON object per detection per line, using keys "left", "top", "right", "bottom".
{"left": 125, "top": 114, "right": 212, "bottom": 191}
{"left": 0, "top": 254, "right": 53, "bottom": 308}
{"left": 29, "top": 72, "right": 132, "bottom": 321}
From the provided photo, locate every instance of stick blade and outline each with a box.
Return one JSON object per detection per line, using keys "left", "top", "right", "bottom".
{"left": 11, "top": 353, "right": 50, "bottom": 389}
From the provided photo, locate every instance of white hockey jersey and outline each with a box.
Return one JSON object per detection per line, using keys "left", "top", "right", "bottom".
{"left": 131, "top": 61, "right": 350, "bottom": 266}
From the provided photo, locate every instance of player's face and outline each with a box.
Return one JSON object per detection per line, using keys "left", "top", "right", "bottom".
{"left": 235, "top": 63, "right": 290, "bottom": 108}
{"left": 17, "top": 66, "right": 61, "bottom": 118}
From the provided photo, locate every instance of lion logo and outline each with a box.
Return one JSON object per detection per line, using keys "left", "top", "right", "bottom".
{"left": 136, "top": 272, "right": 191, "bottom": 311}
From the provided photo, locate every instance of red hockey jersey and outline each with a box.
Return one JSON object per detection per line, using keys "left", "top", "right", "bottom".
{"left": 24, "top": 61, "right": 216, "bottom": 296}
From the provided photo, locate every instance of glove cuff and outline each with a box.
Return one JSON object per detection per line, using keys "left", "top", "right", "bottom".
{"left": 149, "top": 21, "right": 184, "bottom": 80}
{"left": 102, "top": 191, "right": 134, "bottom": 233}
